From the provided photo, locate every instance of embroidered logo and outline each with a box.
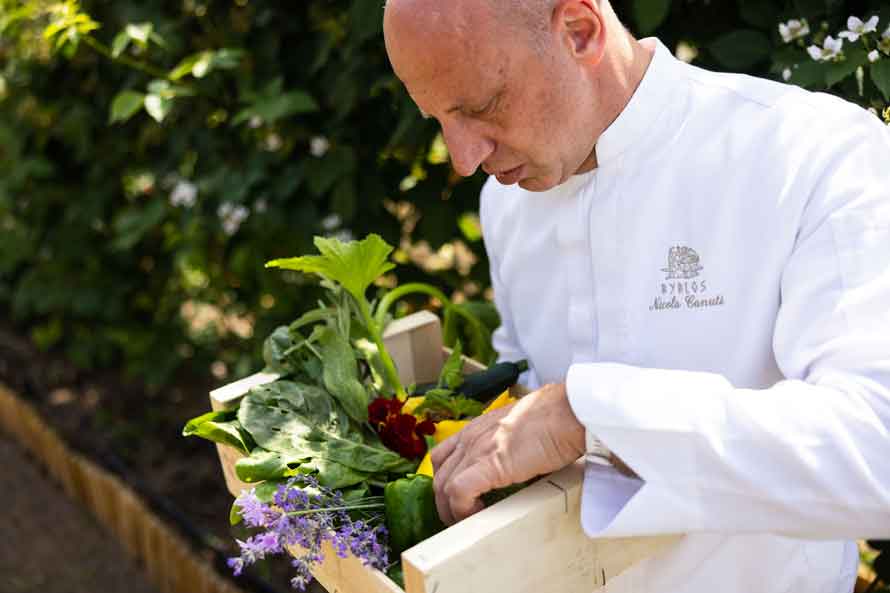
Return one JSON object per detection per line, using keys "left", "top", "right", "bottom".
{"left": 649, "top": 245, "right": 725, "bottom": 312}
{"left": 661, "top": 246, "right": 703, "bottom": 279}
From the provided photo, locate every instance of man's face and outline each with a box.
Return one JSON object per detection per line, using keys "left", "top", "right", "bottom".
{"left": 384, "top": 2, "right": 600, "bottom": 192}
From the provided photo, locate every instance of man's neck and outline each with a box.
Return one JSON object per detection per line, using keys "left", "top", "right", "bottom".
{"left": 577, "top": 35, "right": 657, "bottom": 173}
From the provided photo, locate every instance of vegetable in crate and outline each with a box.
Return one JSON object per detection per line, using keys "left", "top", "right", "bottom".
{"left": 385, "top": 474, "right": 446, "bottom": 554}
{"left": 183, "top": 233, "right": 527, "bottom": 590}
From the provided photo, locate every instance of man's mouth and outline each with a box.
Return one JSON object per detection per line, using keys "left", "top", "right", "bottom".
{"left": 493, "top": 164, "right": 524, "bottom": 185}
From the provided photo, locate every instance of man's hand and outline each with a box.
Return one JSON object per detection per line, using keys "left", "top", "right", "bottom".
{"left": 430, "top": 382, "right": 586, "bottom": 525}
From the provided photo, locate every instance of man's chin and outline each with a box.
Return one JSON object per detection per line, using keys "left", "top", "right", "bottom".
{"left": 518, "top": 175, "right": 557, "bottom": 192}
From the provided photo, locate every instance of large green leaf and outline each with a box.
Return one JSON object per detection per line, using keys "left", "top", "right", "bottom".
{"left": 709, "top": 30, "right": 772, "bottom": 70}
{"left": 632, "top": 0, "right": 672, "bottom": 35}
{"left": 318, "top": 326, "right": 369, "bottom": 423}
{"left": 238, "top": 381, "right": 414, "bottom": 476}
{"left": 266, "top": 234, "right": 395, "bottom": 303}
{"left": 871, "top": 60, "right": 890, "bottom": 101}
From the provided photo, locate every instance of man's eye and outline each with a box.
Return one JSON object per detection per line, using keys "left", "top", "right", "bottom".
{"left": 470, "top": 95, "right": 497, "bottom": 116}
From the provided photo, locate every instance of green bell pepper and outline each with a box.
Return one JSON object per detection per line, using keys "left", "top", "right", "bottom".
{"left": 384, "top": 474, "right": 446, "bottom": 555}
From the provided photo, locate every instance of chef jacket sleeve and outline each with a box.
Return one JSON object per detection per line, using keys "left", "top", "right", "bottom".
{"left": 565, "top": 108, "right": 890, "bottom": 540}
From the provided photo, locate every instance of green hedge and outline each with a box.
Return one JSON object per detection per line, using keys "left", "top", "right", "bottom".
{"left": 1, "top": 0, "right": 887, "bottom": 388}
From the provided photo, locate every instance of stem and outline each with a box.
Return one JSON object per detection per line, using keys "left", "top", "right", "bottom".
{"left": 359, "top": 299, "right": 407, "bottom": 400}
{"left": 373, "top": 283, "right": 453, "bottom": 328}
{"left": 81, "top": 35, "right": 170, "bottom": 80}
{"left": 285, "top": 503, "right": 385, "bottom": 517}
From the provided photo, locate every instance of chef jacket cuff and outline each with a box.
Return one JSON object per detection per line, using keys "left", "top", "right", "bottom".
{"left": 566, "top": 362, "right": 705, "bottom": 537}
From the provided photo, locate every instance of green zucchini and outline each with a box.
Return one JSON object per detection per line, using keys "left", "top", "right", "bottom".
{"left": 414, "top": 360, "right": 528, "bottom": 402}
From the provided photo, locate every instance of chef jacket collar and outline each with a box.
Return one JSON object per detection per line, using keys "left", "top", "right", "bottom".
{"left": 594, "top": 37, "right": 680, "bottom": 166}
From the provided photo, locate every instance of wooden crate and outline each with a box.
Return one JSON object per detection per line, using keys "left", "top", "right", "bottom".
{"left": 210, "top": 311, "right": 680, "bottom": 593}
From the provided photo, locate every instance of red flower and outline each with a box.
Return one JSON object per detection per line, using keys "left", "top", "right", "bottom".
{"left": 367, "top": 397, "right": 435, "bottom": 459}
{"left": 368, "top": 397, "right": 395, "bottom": 424}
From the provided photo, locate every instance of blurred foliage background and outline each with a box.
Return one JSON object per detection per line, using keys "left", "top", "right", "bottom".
{"left": 1, "top": 0, "right": 889, "bottom": 391}
{"left": 3, "top": 1, "right": 890, "bottom": 591}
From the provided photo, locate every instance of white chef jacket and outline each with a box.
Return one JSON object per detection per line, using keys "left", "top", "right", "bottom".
{"left": 480, "top": 37, "right": 890, "bottom": 593}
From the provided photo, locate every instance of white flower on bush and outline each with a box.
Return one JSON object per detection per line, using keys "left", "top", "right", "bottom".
{"left": 869, "top": 50, "right": 881, "bottom": 63}
{"left": 807, "top": 36, "right": 843, "bottom": 61}
{"left": 838, "top": 15, "right": 879, "bottom": 42}
{"left": 310, "top": 136, "right": 330, "bottom": 158}
{"left": 779, "top": 19, "right": 810, "bottom": 43}
{"left": 169, "top": 181, "right": 197, "bottom": 208}
{"left": 782, "top": 67, "right": 793, "bottom": 81}
{"left": 218, "top": 203, "right": 249, "bottom": 236}
{"left": 880, "top": 27, "right": 890, "bottom": 55}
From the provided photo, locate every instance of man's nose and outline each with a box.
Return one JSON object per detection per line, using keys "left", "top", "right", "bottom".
{"left": 441, "top": 119, "right": 495, "bottom": 177}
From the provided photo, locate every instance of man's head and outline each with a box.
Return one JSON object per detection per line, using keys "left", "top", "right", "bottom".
{"left": 383, "top": 0, "right": 634, "bottom": 191}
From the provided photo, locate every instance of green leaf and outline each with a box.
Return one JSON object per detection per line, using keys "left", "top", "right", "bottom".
{"left": 318, "top": 326, "right": 369, "bottom": 423}
{"left": 111, "top": 200, "right": 166, "bottom": 250}
{"left": 354, "top": 338, "right": 395, "bottom": 395}
{"left": 262, "top": 325, "right": 294, "bottom": 374}
{"left": 108, "top": 90, "right": 145, "bottom": 123}
{"left": 266, "top": 234, "right": 395, "bottom": 304}
{"left": 709, "top": 30, "right": 772, "bottom": 70}
{"left": 144, "top": 93, "right": 171, "bottom": 123}
{"left": 632, "top": 0, "right": 671, "bottom": 35}
{"left": 825, "top": 48, "right": 867, "bottom": 88}
{"left": 232, "top": 88, "right": 319, "bottom": 126}
{"left": 170, "top": 48, "right": 244, "bottom": 80}
{"left": 299, "top": 457, "right": 372, "bottom": 489}
{"left": 235, "top": 448, "right": 291, "bottom": 482}
{"left": 414, "top": 390, "right": 484, "bottom": 420}
{"left": 182, "top": 410, "right": 254, "bottom": 454}
{"left": 229, "top": 500, "right": 243, "bottom": 525}
{"left": 438, "top": 340, "right": 464, "bottom": 391}
{"left": 169, "top": 53, "right": 203, "bottom": 80}
{"left": 238, "top": 381, "right": 414, "bottom": 475}
{"left": 789, "top": 61, "right": 827, "bottom": 89}
{"left": 870, "top": 59, "right": 890, "bottom": 101}
{"left": 111, "top": 31, "right": 130, "bottom": 58}
{"left": 125, "top": 23, "right": 153, "bottom": 45}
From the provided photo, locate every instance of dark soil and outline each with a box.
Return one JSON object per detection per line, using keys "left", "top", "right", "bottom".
{"left": 0, "top": 436, "right": 161, "bottom": 593}
{"left": 0, "top": 323, "right": 323, "bottom": 593}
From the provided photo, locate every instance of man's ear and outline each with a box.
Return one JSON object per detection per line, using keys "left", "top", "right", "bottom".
{"left": 552, "top": 0, "right": 605, "bottom": 64}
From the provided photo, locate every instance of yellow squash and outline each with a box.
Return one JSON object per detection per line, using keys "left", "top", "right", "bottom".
{"left": 414, "top": 390, "right": 517, "bottom": 477}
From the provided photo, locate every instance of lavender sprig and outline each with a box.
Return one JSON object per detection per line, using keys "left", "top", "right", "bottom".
{"left": 228, "top": 474, "right": 389, "bottom": 590}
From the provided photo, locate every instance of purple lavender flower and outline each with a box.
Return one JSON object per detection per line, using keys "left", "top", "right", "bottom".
{"left": 227, "top": 475, "right": 389, "bottom": 591}
{"left": 238, "top": 489, "right": 272, "bottom": 528}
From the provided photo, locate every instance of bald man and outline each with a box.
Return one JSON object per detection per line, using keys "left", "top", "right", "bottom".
{"left": 384, "top": 1, "right": 890, "bottom": 592}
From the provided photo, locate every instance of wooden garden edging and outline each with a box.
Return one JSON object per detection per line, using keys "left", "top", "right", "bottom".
{"left": 0, "top": 383, "right": 245, "bottom": 593}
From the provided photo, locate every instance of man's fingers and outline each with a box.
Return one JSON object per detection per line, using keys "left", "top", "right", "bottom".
{"left": 433, "top": 440, "right": 466, "bottom": 525}
{"left": 431, "top": 432, "right": 459, "bottom": 469}
{"left": 446, "top": 463, "right": 493, "bottom": 522}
